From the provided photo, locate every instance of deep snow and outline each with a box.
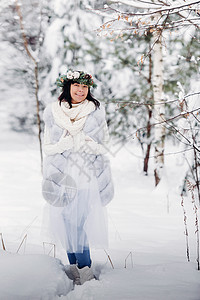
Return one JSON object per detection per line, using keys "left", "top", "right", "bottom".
{"left": 0, "top": 127, "right": 200, "bottom": 299}
{"left": 0, "top": 251, "right": 72, "bottom": 300}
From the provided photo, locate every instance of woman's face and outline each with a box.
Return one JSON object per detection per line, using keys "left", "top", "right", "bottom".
{"left": 70, "top": 83, "right": 88, "bottom": 104}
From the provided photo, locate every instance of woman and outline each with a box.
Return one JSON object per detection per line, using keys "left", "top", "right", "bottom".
{"left": 42, "top": 69, "right": 114, "bottom": 285}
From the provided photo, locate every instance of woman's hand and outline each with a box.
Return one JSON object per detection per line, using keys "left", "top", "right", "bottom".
{"left": 81, "top": 134, "right": 107, "bottom": 155}
{"left": 82, "top": 139, "right": 107, "bottom": 155}
{"left": 57, "top": 130, "right": 74, "bottom": 152}
{"left": 72, "top": 131, "right": 107, "bottom": 154}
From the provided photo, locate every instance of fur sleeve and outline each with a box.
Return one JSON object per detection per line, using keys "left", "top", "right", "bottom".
{"left": 43, "top": 103, "right": 54, "bottom": 128}
{"left": 93, "top": 102, "right": 106, "bottom": 125}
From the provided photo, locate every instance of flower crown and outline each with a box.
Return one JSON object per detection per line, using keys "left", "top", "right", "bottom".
{"left": 56, "top": 69, "right": 97, "bottom": 89}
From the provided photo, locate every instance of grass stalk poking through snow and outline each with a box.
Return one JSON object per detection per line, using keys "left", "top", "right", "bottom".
{"left": 0, "top": 233, "right": 6, "bottom": 251}
{"left": 104, "top": 249, "right": 114, "bottom": 269}
{"left": 43, "top": 242, "right": 56, "bottom": 258}
{"left": 124, "top": 251, "right": 134, "bottom": 269}
{"left": 181, "top": 196, "right": 190, "bottom": 262}
{"left": 187, "top": 180, "right": 200, "bottom": 271}
{"left": 16, "top": 234, "right": 27, "bottom": 254}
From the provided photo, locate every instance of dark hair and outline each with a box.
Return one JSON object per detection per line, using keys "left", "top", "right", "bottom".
{"left": 58, "top": 80, "right": 100, "bottom": 109}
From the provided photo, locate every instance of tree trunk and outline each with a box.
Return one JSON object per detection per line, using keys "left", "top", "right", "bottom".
{"left": 15, "top": 0, "right": 43, "bottom": 172}
{"left": 152, "top": 26, "right": 165, "bottom": 186}
{"left": 143, "top": 108, "right": 152, "bottom": 175}
{"left": 143, "top": 42, "right": 152, "bottom": 176}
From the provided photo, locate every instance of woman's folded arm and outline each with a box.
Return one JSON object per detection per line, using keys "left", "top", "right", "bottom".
{"left": 43, "top": 126, "right": 73, "bottom": 155}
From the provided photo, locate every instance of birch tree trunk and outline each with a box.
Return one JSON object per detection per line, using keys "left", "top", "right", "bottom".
{"left": 143, "top": 41, "right": 153, "bottom": 175}
{"left": 152, "top": 26, "right": 165, "bottom": 186}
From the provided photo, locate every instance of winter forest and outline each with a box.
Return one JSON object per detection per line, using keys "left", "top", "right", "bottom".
{"left": 0, "top": 0, "right": 200, "bottom": 299}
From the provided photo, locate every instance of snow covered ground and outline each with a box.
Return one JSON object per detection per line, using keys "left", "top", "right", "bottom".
{"left": 0, "top": 125, "right": 200, "bottom": 299}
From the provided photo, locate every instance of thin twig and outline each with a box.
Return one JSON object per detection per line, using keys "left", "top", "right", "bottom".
{"left": 104, "top": 92, "right": 200, "bottom": 106}
{"left": 124, "top": 251, "right": 134, "bottom": 268}
{"left": 0, "top": 233, "right": 6, "bottom": 251}
{"left": 104, "top": 249, "right": 114, "bottom": 269}
{"left": 103, "top": 1, "right": 200, "bottom": 17}
{"left": 16, "top": 234, "right": 27, "bottom": 254}
{"left": 43, "top": 242, "right": 56, "bottom": 258}
{"left": 19, "top": 216, "right": 38, "bottom": 239}
{"left": 181, "top": 196, "right": 190, "bottom": 262}
{"left": 125, "top": 107, "right": 200, "bottom": 150}
{"left": 187, "top": 181, "right": 200, "bottom": 270}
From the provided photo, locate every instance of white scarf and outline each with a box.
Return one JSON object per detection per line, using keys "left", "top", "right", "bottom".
{"left": 51, "top": 100, "right": 95, "bottom": 136}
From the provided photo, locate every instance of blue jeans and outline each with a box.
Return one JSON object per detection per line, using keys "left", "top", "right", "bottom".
{"left": 67, "top": 247, "right": 92, "bottom": 269}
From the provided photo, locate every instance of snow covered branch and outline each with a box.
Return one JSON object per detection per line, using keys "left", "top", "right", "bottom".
{"left": 110, "top": 0, "right": 162, "bottom": 9}
{"left": 110, "top": 0, "right": 200, "bottom": 15}
{"left": 94, "top": 0, "right": 200, "bottom": 36}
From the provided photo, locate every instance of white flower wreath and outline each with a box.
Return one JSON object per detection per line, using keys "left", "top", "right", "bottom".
{"left": 73, "top": 71, "right": 80, "bottom": 79}
{"left": 66, "top": 70, "right": 74, "bottom": 79}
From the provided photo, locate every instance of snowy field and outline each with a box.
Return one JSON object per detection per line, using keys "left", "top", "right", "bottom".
{"left": 0, "top": 124, "right": 200, "bottom": 299}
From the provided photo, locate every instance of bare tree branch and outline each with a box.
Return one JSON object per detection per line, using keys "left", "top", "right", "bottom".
{"left": 110, "top": 0, "right": 200, "bottom": 16}
{"left": 110, "top": 0, "right": 162, "bottom": 9}
{"left": 104, "top": 91, "right": 200, "bottom": 106}
{"left": 94, "top": 0, "right": 200, "bottom": 34}
{"left": 15, "top": 0, "right": 43, "bottom": 172}
{"left": 126, "top": 107, "right": 200, "bottom": 151}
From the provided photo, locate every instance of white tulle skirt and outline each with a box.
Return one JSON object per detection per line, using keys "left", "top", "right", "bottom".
{"left": 42, "top": 153, "right": 108, "bottom": 253}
